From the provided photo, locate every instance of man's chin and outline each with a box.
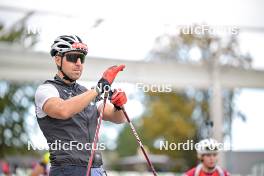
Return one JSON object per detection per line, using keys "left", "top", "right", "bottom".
{"left": 69, "top": 75, "right": 80, "bottom": 81}
{"left": 72, "top": 73, "right": 81, "bottom": 79}
{"left": 208, "top": 165, "right": 216, "bottom": 170}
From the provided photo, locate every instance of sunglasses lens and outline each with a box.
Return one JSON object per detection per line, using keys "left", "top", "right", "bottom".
{"left": 65, "top": 54, "right": 85, "bottom": 63}
{"left": 79, "top": 54, "right": 85, "bottom": 63}
{"left": 66, "top": 54, "right": 77, "bottom": 63}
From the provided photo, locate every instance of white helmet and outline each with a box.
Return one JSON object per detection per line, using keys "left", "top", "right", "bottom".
{"left": 50, "top": 35, "right": 88, "bottom": 82}
{"left": 196, "top": 138, "right": 219, "bottom": 157}
{"left": 50, "top": 35, "right": 88, "bottom": 56}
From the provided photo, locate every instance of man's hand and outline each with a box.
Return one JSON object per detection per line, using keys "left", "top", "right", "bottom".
{"left": 96, "top": 65, "right": 125, "bottom": 95}
{"left": 102, "top": 65, "right": 125, "bottom": 84}
{"left": 97, "top": 88, "right": 127, "bottom": 123}
{"left": 110, "top": 89, "right": 127, "bottom": 110}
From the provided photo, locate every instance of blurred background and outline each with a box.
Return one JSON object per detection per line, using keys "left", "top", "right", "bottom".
{"left": 0, "top": 0, "right": 264, "bottom": 175}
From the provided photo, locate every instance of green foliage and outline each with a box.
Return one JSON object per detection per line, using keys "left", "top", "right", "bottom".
{"left": 116, "top": 92, "right": 198, "bottom": 171}
{"left": 0, "top": 82, "right": 37, "bottom": 157}
{"left": 141, "top": 92, "right": 196, "bottom": 143}
{"left": 116, "top": 124, "right": 139, "bottom": 157}
{"left": 0, "top": 12, "right": 38, "bottom": 47}
{"left": 116, "top": 25, "right": 252, "bottom": 172}
{"left": 0, "top": 15, "right": 39, "bottom": 157}
{"left": 148, "top": 25, "right": 252, "bottom": 68}
{"left": 141, "top": 92, "right": 198, "bottom": 171}
{"left": 147, "top": 25, "right": 251, "bottom": 138}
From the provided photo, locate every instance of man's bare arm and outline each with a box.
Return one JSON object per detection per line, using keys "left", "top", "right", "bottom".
{"left": 99, "top": 103, "right": 126, "bottom": 124}
{"left": 43, "top": 89, "right": 98, "bottom": 120}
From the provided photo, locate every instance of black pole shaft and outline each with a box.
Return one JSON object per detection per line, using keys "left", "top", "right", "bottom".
{"left": 121, "top": 107, "right": 158, "bottom": 176}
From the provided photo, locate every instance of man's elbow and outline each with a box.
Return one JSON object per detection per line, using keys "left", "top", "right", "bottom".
{"left": 54, "top": 106, "right": 72, "bottom": 120}
{"left": 58, "top": 110, "right": 72, "bottom": 119}
{"left": 112, "top": 115, "right": 127, "bottom": 124}
{"left": 103, "top": 114, "right": 126, "bottom": 124}
{"left": 118, "top": 117, "right": 126, "bottom": 124}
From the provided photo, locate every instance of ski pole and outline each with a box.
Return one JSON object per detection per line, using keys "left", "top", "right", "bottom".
{"left": 121, "top": 107, "right": 158, "bottom": 176}
{"left": 86, "top": 91, "right": 109, "bottom": 176}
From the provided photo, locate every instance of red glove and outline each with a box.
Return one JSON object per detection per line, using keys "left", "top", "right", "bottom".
{"left": 96, "top": 65, "right": 125, "bottom": 95}
{"left": 102, "top": 65, "right": 125, "bottom": 84}
{"left": 110, "top": 89, "right": 127, "bottom": 108}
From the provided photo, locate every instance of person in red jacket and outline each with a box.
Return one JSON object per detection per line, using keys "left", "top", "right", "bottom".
{"left": 184, "top": 138, "right": 230, "bottom": 176}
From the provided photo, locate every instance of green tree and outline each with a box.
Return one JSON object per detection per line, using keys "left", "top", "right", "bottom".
{"left": 116, "top": 124, "right": 140, "bottom": 157}
{"left": 147, "top": 25, "right": 251, "bottom": 139}
{"left": 116, "top": 25, "right": 251, "bottom": 172}
{"left": 141, "top": 92, "right": 198, "bottom": 171}
{"left": 0, "top": 12, "right": 38, "bottom": 47}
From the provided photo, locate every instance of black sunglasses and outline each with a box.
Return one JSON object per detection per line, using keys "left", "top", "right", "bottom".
{"left": 64, "top": 53, "right": 85, "bottom": 64}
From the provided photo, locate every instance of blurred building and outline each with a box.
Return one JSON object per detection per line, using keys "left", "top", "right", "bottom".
{"left": 225, "top": 151, "right": 264, "bottom": 175}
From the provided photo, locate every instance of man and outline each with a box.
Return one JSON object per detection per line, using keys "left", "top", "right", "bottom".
{"left": 184, "top": 138, "right": 230, "bottom": 176}
{"left": 35, "top": 35, "right": 127, "bottom": 176}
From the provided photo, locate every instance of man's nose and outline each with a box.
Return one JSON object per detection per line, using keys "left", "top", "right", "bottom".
{"left": 76, "top": 58, "right": 82, "bottom": 65}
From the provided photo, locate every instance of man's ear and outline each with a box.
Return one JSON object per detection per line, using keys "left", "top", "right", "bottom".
{"left": 54, "top": 56, "right": 62, "bottom": 67}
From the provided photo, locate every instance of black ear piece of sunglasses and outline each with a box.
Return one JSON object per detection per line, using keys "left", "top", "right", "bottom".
{"left": 65, "top": 53, "right": 86, "bottom": 64}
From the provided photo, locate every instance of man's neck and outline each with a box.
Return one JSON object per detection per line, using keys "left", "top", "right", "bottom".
{"left": 202, "top": 165, "right": 216, "bottom": 173}
{"left": 57, "top": 72, "right": 74, "bottom": 85}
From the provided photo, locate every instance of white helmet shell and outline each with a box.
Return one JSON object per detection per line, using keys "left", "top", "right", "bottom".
{"left": 196, "top": 138, "right": 219, "bottom": 155}
{"left": 50, "top": 35, "right": 88, "bottom": 56}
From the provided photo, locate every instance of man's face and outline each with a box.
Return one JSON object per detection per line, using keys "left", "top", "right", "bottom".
{"left": 56, "top": 51, "right": 85, "bottom": 81}
{"left": 202, "top": 153, "right": 218, "bottom": 169}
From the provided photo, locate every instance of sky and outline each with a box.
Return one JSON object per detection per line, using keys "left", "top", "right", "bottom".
{"left": 1, "top": 0, "right": 264, "bottom": 65}
{"left": 1, "top": 0, "right": 264, "bottom": 150}
{"left": 232, "top": 88, "right": 264, "bottom": 150}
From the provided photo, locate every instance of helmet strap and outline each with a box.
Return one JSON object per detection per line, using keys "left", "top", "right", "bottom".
{"left": 57, "top": 54, "right": 75, "bottom": 83}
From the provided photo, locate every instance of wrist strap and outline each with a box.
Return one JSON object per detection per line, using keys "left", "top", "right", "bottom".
{"left": 95, "top": 85, "right": 102, "bottom": 95}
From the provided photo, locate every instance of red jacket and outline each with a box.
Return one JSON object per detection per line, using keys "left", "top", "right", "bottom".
{"left": 184, "top": 165, "right": 230, "bottom": 176}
